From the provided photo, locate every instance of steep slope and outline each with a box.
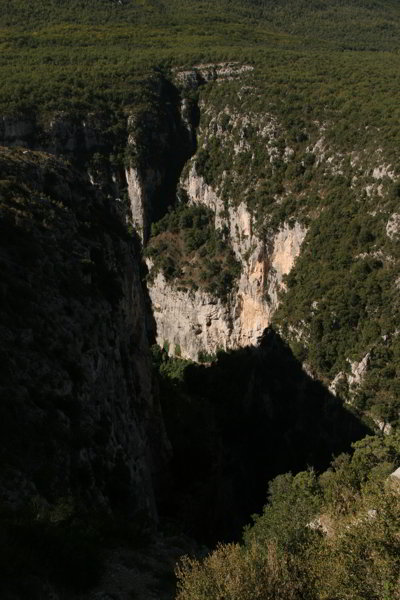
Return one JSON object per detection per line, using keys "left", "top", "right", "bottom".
{"left": 0, "top": 146, "right": 168, "bottom": 519}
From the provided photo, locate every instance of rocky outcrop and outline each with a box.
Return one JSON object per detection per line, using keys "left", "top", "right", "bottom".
{"left": 348, "top": 353, "right": 370, "bottom": 387}
{"left": 329, "top": 352, "right": 371, "bottom": 398}
{"left": 387, "top": 213, "right": 400, "bottom": 239}
{"left": 174, "top": 62, "right": 254, "bottom": 89}
{"left": 0, "top": 146, "right": 168, "bottom": 521}
{"left": 148, "top": 166, "right": 307, "bottom": 360}
{"left": 390, "top": 466, "right": 400, "bottom": 482}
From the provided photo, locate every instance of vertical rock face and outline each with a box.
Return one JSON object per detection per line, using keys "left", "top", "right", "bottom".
{"left": 125, "top": 91, "right": 197, "bottom": 242}
{"left": 0, "top": 147, "right": 168, "bottom": 521}
{"left": 125, "top": 164, "right": 162, "bottom": 242}
{"left": 148, "top": 165, "right": 307, "bottom": 361}
{"left": 149, "top": 274, "right": 232, "bottom": 360}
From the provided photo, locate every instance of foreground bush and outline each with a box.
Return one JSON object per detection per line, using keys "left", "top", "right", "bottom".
{"left": 176, "top": 540, "right": 312, "bottom": 600}
{"left": 176, "top": 432, "right": 400, "bottom": 600}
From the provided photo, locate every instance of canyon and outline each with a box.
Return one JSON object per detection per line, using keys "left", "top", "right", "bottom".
{"left": 1, "top": 60, "right": 399, "bottom": 599}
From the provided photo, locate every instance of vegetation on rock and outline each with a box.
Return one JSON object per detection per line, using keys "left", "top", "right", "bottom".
{"left": 146, "top": 199, "right": 241, "bottom": 300}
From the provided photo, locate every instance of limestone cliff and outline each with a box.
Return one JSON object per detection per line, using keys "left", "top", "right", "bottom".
{"left": 148, "top": 165, "right": 307, "bottom": 361}
{"left": 0, "top": 146, "right": 168, "bottom": 520}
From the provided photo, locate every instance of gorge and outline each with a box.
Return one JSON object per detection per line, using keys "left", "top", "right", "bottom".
{"left": 1, "top": 1, "right": 400, "bottom": 598}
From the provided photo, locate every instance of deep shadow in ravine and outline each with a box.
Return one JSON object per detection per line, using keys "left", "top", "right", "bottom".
{"left": 155, "top": 327, "right": 371, "bottom": 546}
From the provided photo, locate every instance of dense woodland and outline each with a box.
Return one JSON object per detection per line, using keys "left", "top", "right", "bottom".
{"left": 1, "top": 1, "right": 400, "bottom": 598}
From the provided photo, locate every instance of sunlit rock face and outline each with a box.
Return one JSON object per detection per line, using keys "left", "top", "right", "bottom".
{"left": 148, "top": 165, "right": 307, "bottom": 361}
